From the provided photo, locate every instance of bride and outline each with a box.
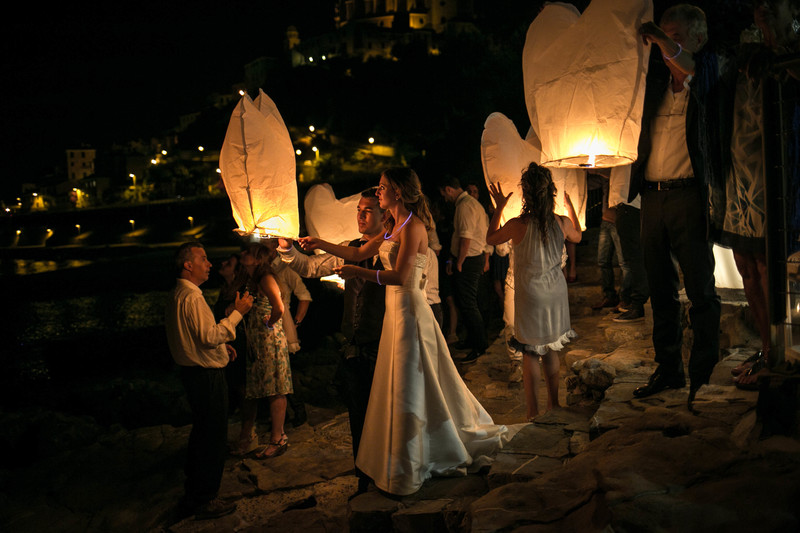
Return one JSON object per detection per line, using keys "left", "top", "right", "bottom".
{"left": 299, "top": 167, "right": 508, "bottom": 496}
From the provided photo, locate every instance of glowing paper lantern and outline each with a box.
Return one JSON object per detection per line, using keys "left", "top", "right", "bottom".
{"left": 523, "top": 0, "right": 653, "bottom": 168}
{"left": 480, "top": 112, "right": 588, "bottom": 230}
{"left": 219, "top": 89, "right": 299, "bottom": 238}
{"left": 303, "top": 183, "right": 363, "bottom": 245}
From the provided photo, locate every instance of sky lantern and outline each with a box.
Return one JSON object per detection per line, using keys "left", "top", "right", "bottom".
{"left": 481, "top": 112, "right": 588, "bottom": 230}
{"left": 303, "top": 183, "right": 362, "bottom": 246}
{"left": 219, "top": 89, "right": 299, "bottom": 238}
{"left": 523, "top": 0, "right": 653, "bottom": 169}
{"left": 303, "top": 183, "right": 363, "bottom": 289}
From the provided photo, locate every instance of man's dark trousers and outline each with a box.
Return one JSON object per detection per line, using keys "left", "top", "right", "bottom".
{"left": 454, "top": 254, "right": 488, "bottom": 353}
{"left": 641, "top": 184, "right": 720, "bottom": 385}
{"left": 180, "top": 366, "right": 228, "bottom": 506}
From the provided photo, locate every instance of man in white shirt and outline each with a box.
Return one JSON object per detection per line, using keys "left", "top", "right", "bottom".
{"left": 165, "top": 242, "right": 253, "bottom": 520}
{"left": 440, "top": 177, "right": 491, "bottom": 363}
{"left": 631, "top": 5, "right": 723, "bottom": 407}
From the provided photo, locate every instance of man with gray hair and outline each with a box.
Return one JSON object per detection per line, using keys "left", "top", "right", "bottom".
{"left": 166, "top": 241, "right": 254, "bottom": 519}
{"left": 630, "top": 4, "right": 727, "bottom": 408}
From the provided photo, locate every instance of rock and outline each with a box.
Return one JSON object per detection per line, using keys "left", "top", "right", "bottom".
{"left": 392, "top": 499, "right": 453, "bottom": 532}
{"left": 487, "top": 452, "right": 564, "bottom": 487}
{"left": 348, "top": 491, "right": 402, "bottom": 533}
{"left": 564, "top": 349, "right": 593, "bottom": 368}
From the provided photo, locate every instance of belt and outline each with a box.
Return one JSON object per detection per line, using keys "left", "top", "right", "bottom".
{"left": 644, "top": 178, "right": 696, "bottom": 191}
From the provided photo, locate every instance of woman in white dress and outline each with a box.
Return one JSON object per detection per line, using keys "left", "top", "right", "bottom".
{"left": 486, "top": 162, "right": 582, "bottom": 421}
{"left": 299, "top": 168, "right": 507, "bottom": 496}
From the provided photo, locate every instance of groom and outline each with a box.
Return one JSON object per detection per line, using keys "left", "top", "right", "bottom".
{"left": 277, "top": 188, "right": 386, "bottom": 496}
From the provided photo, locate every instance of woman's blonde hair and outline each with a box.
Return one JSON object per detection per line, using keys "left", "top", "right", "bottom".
{"left": 381, "top": 167, "right": 434, "bottom": 232}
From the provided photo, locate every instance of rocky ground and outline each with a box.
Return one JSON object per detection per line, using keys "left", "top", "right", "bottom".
{"left": 2, "top": 253, "right": 800, "bottom": 532}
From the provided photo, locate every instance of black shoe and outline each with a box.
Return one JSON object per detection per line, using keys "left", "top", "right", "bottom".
{"left": 613, "top": 307, "right": 644, "bottom": 323}
{"left": 461, "top": 350, "right": 482, "bottom": 364}
{"left": 633, "top": 368, "right": 686, "bottom": 398}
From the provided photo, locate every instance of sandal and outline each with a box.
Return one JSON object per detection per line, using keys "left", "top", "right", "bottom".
{"left": 734, "top": 356, "right": 767, "bottom": 390}
{"left": 256, "top": 433, "right": 288, "bottom": 459}
{"left": 731, "top": 351, "right": 763, "bottom": 377}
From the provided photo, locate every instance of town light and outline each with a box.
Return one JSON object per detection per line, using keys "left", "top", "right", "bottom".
{"left": 309, "top": 125, "right": 315, "bottom": 132}
{"left": 188, "top": 216, "right": 194, "bottom": 228}
{"left": 368, "top": 137, "right": 375, "bottom": 144}
{"left": 75, "top": 224, "right": 81, "bottom": 234}
{"left": 197, "top": 146, "right": 204, "bottom": 152}
{"left": 161, "top": 150, "right": 167, "bottom": 155}
{"left": 129, "top": 219, "right": 135, "bottom": 231}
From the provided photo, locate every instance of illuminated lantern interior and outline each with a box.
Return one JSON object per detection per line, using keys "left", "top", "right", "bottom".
{"left": 523, "top": 0, "right": 653, "bottom": 169}
{"left": 219, "top": 89, "right": 299, "bottom": 238}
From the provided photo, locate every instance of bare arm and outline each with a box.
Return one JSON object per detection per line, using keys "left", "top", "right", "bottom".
{"left": 639, "top": 21, "right": 695, "bottom": 75}
{"left": 259, "top": 274, "right": 284, "bottom": 327}
{"left": 294, "top": 299, "right": 310, "bottom": 325}
{"left": 559, "top": 193, "right": 582, "bottom": 243}
{"left": 299, "top": 233, "right": 383, "bottom": 262}
{"left": 335, "top": 217, "right": 426, "bottom": 287}
{"left": 278, "top": 240, "right": 342, "bottom": 278}
{"left": 486, "top": 182, "right": 526, "bottom": 246}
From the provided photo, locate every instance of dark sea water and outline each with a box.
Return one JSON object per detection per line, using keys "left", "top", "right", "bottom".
{"left": 0, "top": 246, "right": 346, "bottom": 429}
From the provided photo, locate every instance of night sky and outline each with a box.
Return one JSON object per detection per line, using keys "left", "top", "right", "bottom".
{"left": 0, "top": 0, "right": 335, "bottom": 197}
{"left": 0, "top": 0, "right": 750, "bottom": 200}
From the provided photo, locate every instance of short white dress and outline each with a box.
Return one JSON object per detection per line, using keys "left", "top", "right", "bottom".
{"left": 513, "top": 219, "right": 576, "bottom": 354}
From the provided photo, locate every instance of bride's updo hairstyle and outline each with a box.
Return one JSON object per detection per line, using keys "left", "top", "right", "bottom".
{"left": 519, "top": 162, "right": 557, "bottom": 244}
{"left": 381, "top": 167, "right": 434, "bottom": 232}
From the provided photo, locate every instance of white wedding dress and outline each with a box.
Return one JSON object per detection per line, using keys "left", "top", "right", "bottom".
{"left": 355, "top": 240, "right": 508, "bottom": 495}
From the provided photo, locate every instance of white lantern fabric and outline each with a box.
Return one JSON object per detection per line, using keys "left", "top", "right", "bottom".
{"left": 219, "top": 89, "right": 299, "bottom": 238}
{"left": 303, "top": 183, "right": 363, "bottom": 246}
{"left": 523, "top": 0, "right": 653, "bottom": 168}
{"left": 480, "top": 112, "right": 587, "bottom": 231}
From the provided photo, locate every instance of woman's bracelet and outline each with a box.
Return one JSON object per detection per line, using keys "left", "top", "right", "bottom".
{"left": 376, "top": 270, "right": 382, "bottom": 285}
{"left": 663, "top": 43, "right": 682, "bottom": 61}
